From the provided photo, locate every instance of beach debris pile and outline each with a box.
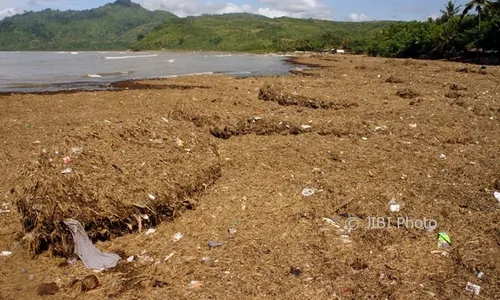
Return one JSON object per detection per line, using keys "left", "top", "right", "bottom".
{"left": 12, "top": 117, "right": 221, "bottom": 257}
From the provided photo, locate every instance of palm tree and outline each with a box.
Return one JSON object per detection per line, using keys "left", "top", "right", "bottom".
{"left": 461, "top": 0, "right": 493, "bottom": 61}
{"left": 461, "top": 0, "right": 493, "bottom": 31}
{"left": 440, "top": 1, "right": 461, "bottom": 22}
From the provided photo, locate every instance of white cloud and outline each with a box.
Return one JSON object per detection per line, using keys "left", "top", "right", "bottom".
{"left": 0, "top": 8, "right": 20, "bottom": 20}
{"left": 258, "top": 0, "right": 331, "bottom": 19}
{"left": 216, "top": 3, "right": 253, "bottom": 14}
{"left": 348, "top": 13, "right": 371, "bottom": 22}
{"left": 257, "top": 7, "right": 287, "bottom": 18}
{"left": 427, "top": 14, "right": 440, "bottom": 20}
{"left": 140, "top": 0, "right": 332, "bottom": 19}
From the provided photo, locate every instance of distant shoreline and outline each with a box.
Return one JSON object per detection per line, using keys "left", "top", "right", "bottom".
{"left": 0, "top": 53, "right": 317, "bottom": 96}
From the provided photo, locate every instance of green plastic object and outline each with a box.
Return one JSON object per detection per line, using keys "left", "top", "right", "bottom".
{"left": 438, "top": 232, "right": 451, "bottom": 248}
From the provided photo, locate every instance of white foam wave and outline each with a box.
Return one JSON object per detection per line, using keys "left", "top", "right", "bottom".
{"left": 104, "top": 54, "right": 158, "bottom": 60}
{"left": 70, "top": 52, "right": 78, "bottom": 55}
{"left": 167, "top": 59, "right": 175, "bottom": 63}
{"left": 87, "top": 74, "right": 102, "bottom": 78}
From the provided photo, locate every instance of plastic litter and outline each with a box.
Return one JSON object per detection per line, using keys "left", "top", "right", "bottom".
{"left": 301, "top": 125, "right": 312, "bottom": 129}
{"left": 189, "top": 280, "right": 202, "bottom": 289}
{"left": 62, "top": 219, "right": 121, "bottom": 270}
{"left": 439, "top": 154, "right": 446, "bottom": 159}
{"left": 164, "top": 252, "right": 175, "bottom": 261}
{"left": 409, "top": 123, "right": 417, "bottom": 128}
{"left": 290, "top": 266, "right": 302, "bottom": 277}
{"left": 126, "top": 256, "right": 134, "bottom": 262}
{"left": 477, "top": 272, "right": 484, "bottom": 279}
{"left": 208, "top": 240, "right": 225, "bottom": 249}
{"left": 148, "top": 194, "right": 156, "bottom": 200}
{"left": 63, "top": 156, "right": 71, "bottom": 164}
{"left": 172, "top": 232, "right": 183, "bottom": 242}
{"left": 61, "top": 168, "right": 72, "bottom": 174}
{"left": 388, "top": 199, "right": 401, "bottom": 212}
{"left": 494, "top": 191, "right": 500, "bottom": 203}
{"left": 322, "top": 217, "right": 341, "bottom": 228}
{"left": 0, "top": 251, "right": 12, "bottom": 256}
{"left": 437, "top": 232, "right": 451, "bottom": 249}
{"left": 248, "top": 116, "right": 262, "bottom": 122}
{"left": 301, "top": 187, "right": 316, "bottom": 197}
{"left": 71, "top": 146, "right": 83, "bottom": 154}
{"left": 145, "top": 228, "right": 156, "bottom": 235}
{"left": 465, "top": 282, "right": 480, "bottom": 295}
{"left": 361, "top": 137, "right": 368, "bottom": 141}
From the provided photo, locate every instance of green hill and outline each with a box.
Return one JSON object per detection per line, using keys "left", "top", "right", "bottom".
{"left": 0, "top": 0, "right": 177, "bottom": 50}
{"left": 0, "top": 0, "right": 395, "bottom": 52}
{"left": 132, "top": 13, "right": 396, "bottom": 52}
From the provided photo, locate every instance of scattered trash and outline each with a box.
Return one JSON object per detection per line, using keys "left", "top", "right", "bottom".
{"left": 477, "top": 272, "right": 484, "bottom": 279}
{"left": 374, "top": 125, "right": 387, "bottom": 132}
{"left": 164, "top": 252, "right": 175, "bottom": 261}
{"left": 63, "top": 156, "right": 71, "bottom": 164}
{"left": 400, "top": 174, "right": 408, "bottom": 180}
{"left": 439, "top": 154, "right": 446, "bottom": 159}
{"left": 208, "top": 240, "right": 225, "bottom": 249}
{"left": 361, "top": 137, "right": 368, "bottom": 141}
{"left": 290, "top": 266, "right": 302, "bottom": 277}
{"left": 465, "top": 282, "right": 481, "bottom": 295}
{"left": 61, "top": 168, "right": 72, "bottom": 174}
{"left": 145, "top": 228, "right": 156, "bottom": 235}
{"left": 71, "top": 146, "right": 83, "bottom": 154}
{"left": 437, "top": 232, "right": 451, "bottom": 249}
{"left": 388, "top": 199, "right": 401, "bottom": 212}
{"left": 33, "top": 140, "right": 41, "bottom": 144}
{"left": 0, "top": 210, "right": 10, "bottom": 214}
{"left": 126, "top": 256, "right": 134, "bottom": 262}
{"left": 228, "top": 228, "right": 237, "bottom": 235}
{"left": 148, "top": 194, "right": 156, "bottom": 200}
{"left": 301, "top": 187, "right": 316, "bottom": 197}
{"left": 409, "top": 123, "right": 417, "bottom": 128}
{"left": 152, "top": 280, "right": 168, "bottom": 288}
{"left": 248, "top": 116, "right": 262, "bottom": 122}
{"left": 188, "top": 280, "right": 202, "bottom": 289}
{"left": 62, "top": 219, "right": 121, "bottom": 270}
{"left": 81, "top": 275, "right": 99, "bottom": 292}
{"left": 68, "top": 258, "right": 77, "bottom": 264}
{"left": 37, "top": 282, "right": 59, "bottom": 296}
{"left": 322, "top": 217, "right": 341, "bottom": 228}
{"left": 161, "top": 117, "right": 169, "bottom": 123}
{"left": 494, "top": 191, "right": 500, "bottom": 203}
{"left": 0, "top": 251, "right": 12, "bottom": 256}
{"left": 172, "top": 232, "right": 183, "bottom": 242}
{"left": 175, "top": 138, "right": 184, "bottom": 148}
{"left": 301, "top": 125, "right": 312, "bottom": 129}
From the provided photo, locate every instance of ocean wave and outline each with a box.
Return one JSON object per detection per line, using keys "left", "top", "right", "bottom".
{"left": 104, "top": 54, "right": 158, "bottom": 60}
{"left": 167, "top": 59, "right": 175, "bottom": 63}
{"left": 70, "top": 52, "right": 78, "bottom": 55}
{"left": 87, "top": 74, "right": 102, "bottom": 78}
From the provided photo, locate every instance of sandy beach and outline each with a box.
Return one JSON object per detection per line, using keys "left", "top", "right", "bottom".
{"left": 0, "top": 53, "right": 499, "bottom": 299}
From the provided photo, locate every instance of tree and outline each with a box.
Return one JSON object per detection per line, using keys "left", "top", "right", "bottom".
{"left": 440, "top": 1, "right": 461, "bottom": 22}
{"left": 461, "top": 0, "right": 493, "bottom": 61}
{"left": 461, "top": 0, "right": 493, "bottom": 31}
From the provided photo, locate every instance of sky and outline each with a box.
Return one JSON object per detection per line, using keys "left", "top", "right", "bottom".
{"left": 0, "top": 0, "right": 473, "bottom": 22}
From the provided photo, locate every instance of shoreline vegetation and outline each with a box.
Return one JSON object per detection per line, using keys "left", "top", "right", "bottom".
{"left": 1, "top": 0, "right": 498, "bottom": 64}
